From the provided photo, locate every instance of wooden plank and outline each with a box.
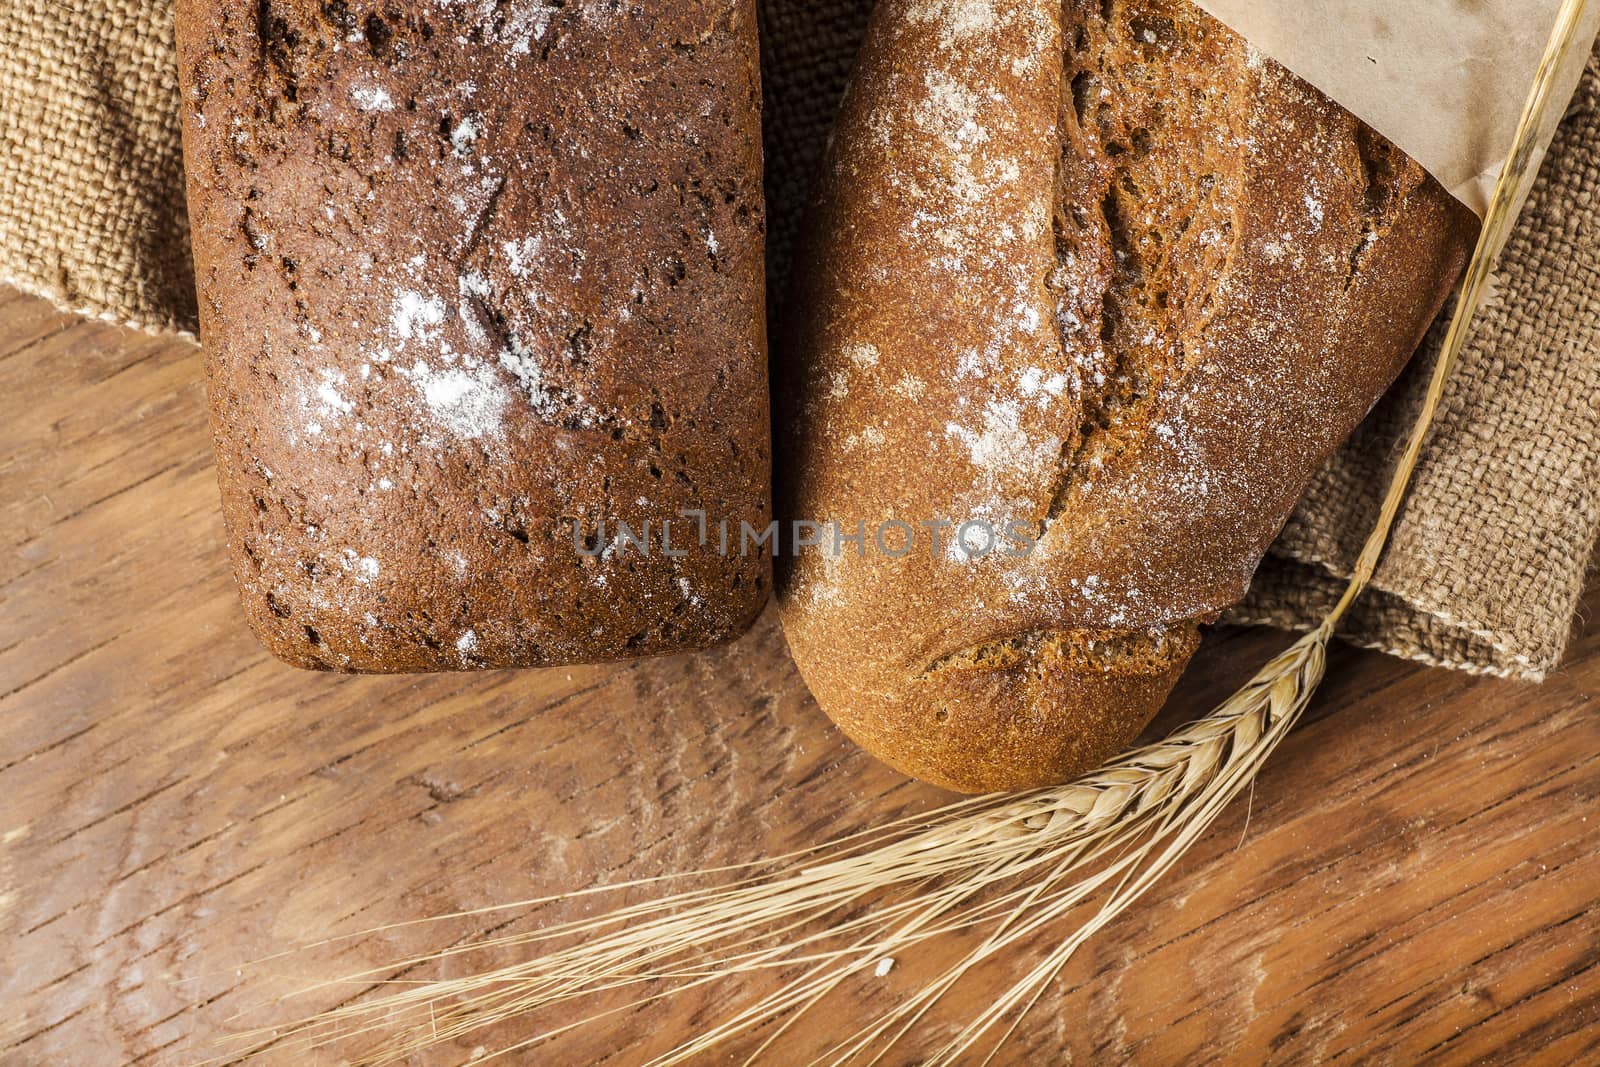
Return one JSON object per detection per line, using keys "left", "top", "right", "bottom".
{"left": 1, "top": 284, "right": 1596, "bottom": 1065}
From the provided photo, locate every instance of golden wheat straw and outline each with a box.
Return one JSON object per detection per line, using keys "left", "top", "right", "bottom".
{"left": 217, "top": 4, "right": 1589, "bottom": 1063}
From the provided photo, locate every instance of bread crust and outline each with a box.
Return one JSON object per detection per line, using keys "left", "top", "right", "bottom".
{"left": 177, "top": 0, "right": 771, "bottom": 672}
{"left": 777, "top": 0, "right": 1477, "bottom": 792}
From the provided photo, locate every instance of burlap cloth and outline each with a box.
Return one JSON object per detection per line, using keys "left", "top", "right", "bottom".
{"left": 4, "top": 2, "right": 1598, "bottom": 680}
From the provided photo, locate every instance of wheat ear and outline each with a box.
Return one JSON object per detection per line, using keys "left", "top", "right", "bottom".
{"left": 218, "top": 4, "right": 1589, "bottom": 1063}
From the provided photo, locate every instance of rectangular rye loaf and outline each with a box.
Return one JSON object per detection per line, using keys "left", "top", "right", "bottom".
{"left": 177, "top": 0, "right": 771, "bottom": 671}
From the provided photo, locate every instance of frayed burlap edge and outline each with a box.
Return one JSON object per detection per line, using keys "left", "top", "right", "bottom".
{"left": 0, "top": 270, "right": 197, "bottom": 342}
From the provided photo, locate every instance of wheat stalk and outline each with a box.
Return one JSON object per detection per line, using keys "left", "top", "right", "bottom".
{"left": 215, "top": 3, "right": 1589, "bottom": 1063}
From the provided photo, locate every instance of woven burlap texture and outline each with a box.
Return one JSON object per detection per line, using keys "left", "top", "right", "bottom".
{"left": 3, "top": 0, "right": 1597, "bottom": 680}
{"left": 0, "top": 1, "right": 195, "bottom": 336}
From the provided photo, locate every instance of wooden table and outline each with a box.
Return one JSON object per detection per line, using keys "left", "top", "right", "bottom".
{"left": 3, "top": 284, "right": 1597, "bottom": 1065}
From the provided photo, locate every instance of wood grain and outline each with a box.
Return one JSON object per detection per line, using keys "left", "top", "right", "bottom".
{"left": 2, "top": 284, "right": 1597, "bottom": 1065}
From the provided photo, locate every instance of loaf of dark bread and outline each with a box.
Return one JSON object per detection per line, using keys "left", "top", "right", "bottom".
{"left": 178, "top": 1, "right": 771, "bottom": 671}
{"left": 777, "top": 0, "right": 1478, "bottom": 792}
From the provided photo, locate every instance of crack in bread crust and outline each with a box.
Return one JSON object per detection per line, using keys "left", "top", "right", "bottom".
{"left": 917, "top": 621, "right": 1203, "bottom": 682}
{"left": 1045, "top": 0, "right": 1260, "bottom": 528}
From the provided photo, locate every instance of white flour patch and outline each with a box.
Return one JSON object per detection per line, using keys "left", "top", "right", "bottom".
{"left": 843, "top": 426, "right": 886, "bottom": 454}
{"left": 309, "top": 369, "right": 355, "bottom": 418}
{"left": 405, "top": 359, "right": 507, "bottom": 439}
{"left": 1304, "top": 194, "right": 1325, "bottom": 230}
{"left": 450, "top": 115, "right": 483, "bottom": 156}
{"left": 341, "top": 548, "right": 381, "bottom": 583}
{"left": 945, "top": 400, "right": 1029, "bottom": 473}
{"left": 913, "top": 70, "right": 990, "bottom": 161}
{"left": 904, "top": 0, "right": 997, "bottom": 49}
{"left": 893, "top": 373, "right": 927, "bottom": 400}
{"left": 498, "top": 334, "right": 577, "bottom": 422}
{"left": 392, "top": 290, "right": 446, "bottom": 342}
{"left": 496, "top": 2, "right": 557, "bottom": 54}
{"left": 1017, "top": 366, "right": 1068, "bottom": 401}
{"left": 503, "top": 236, "right": 543, "bottom": 279}
{"left": 350, "top": 83, "right": 394, "bottom": 112}
{"left": 845, "top": 342, "right": 881, "bottom": 369}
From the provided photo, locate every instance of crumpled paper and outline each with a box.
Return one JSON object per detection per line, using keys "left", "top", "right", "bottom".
{"left": 1192, "top": 0, "right": 1600, "bottom": 215}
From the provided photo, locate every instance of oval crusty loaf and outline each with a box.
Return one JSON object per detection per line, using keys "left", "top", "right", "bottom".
{"left": 178, "top": 0, "right": 771, "bottom": 672}
{"left": 776, "top": 0, "right": 1478, "bottom": 792}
